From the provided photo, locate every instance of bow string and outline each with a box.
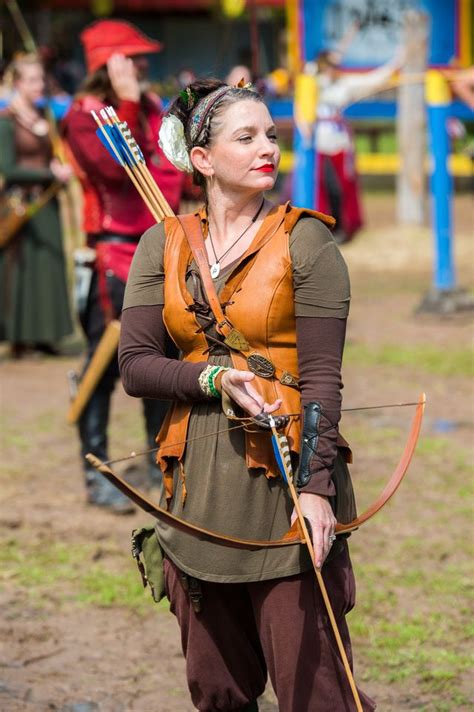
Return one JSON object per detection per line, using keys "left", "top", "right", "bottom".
{"left": 86, "top": 393, "right": 426, "bottom": 540}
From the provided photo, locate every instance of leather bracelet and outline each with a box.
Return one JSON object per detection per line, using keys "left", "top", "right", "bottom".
{"left": 213, "top": 368, "right": 227, "bottom": 395}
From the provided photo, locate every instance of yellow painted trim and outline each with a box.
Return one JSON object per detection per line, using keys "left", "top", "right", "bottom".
{"left": 294, "top": 74, "right": 319, "bottom": 124}
{"left": 357, "top": 153, "right": 473, "bottom": 177}
{"left": 279, "top": 151, "right": 473, "bottom": 177}
{"left": 425, "top": 70, "right": 451, "bottom": 106}
{"left": 285, "top": 0, "right": 301, "bottom": 77}
{"left": 356, "top": 154, "right": 400, "bottom": 173}
{"left": 459, "top": 0, "right": 472, "bottom": 67}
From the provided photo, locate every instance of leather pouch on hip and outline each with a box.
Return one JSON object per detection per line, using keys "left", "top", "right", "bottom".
{"left": 131, "top": 525, "right": 165, "bottom": 603}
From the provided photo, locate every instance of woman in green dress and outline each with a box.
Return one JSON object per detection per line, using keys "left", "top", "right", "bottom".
{"left": 0, "top": 53, "right": 73, "bottom": 358}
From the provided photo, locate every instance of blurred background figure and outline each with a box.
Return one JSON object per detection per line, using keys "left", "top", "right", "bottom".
{"left": 312, "top": 48, "right": 405, "bottom": 243}
{"left": 62, "top": 20, "right": 183, "bottom": 514}
{"left": 176, "top": 67, "right": 197, "bottom": 90}
{"left": 225, "top": 63, "right": 252, "bottom": 86}
{"left": 0, "top": 52, "right": 73, "bottom": 359}
{"left": 449, "top": 65, "right": 474, "bottom": 110}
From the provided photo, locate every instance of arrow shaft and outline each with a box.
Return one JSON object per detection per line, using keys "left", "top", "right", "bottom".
{"left": 270, "top": 421, "right": 363, "bottom": 711}
{"left": 287, "top": 477, "right": 363, "bottom": 712}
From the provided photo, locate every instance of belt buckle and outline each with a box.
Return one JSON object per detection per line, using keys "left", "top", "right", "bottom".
{"left": 246, "top": 352, "right": 275, "bottom": 379}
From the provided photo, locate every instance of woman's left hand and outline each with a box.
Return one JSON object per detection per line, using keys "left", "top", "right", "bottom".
{"left": 291, "top": 492, "right": 337, "bottom": 569}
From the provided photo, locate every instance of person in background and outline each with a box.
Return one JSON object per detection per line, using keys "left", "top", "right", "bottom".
{"left": 176, "top": 67, "right": 197, "bottom": 90}
{"left": 226, "top": 64, "right": 252, "bottom": 87}
{"left": 62, "top": 20, "right": 184, "bottom": 513}
{"left": 0, "top": 52, "right": 73, "bottom": 359}
{"left": 312, "top": 49, "right": 405, "bottom": 243}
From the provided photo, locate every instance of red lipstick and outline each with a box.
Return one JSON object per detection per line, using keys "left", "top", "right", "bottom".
{"left": 256, "top": 164, "right": 274, "bottom": 173}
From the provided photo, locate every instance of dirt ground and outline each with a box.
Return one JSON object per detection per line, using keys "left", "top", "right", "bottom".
{"left": 0, "top": 193, "right": 473, "bottom": 712}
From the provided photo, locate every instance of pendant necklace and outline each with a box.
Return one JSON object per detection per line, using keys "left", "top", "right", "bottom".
{"left": 207, "top": 198, "right": 265, "bottom": 280}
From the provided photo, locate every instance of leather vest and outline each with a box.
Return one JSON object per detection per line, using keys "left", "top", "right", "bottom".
{"left": 157, "top": 202, "right": 344, "bottom": 500}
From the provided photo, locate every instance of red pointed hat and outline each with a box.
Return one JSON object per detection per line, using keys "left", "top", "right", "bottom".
{"left": 81, "top": 20, "right": 163, "bottom": 74}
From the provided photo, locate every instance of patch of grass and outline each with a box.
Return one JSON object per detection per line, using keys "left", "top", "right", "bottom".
{"left": 35, "top": 410, "right": 59, "bottom": 434}
{"left": 0, "top": 538, "right": 163, "bottom": 615}
{"left": 430, "top": 697, "right": 472, "bottom": 712}
{"left": 345, "top": 342, "right": 474, "bottom": 377}
{"left": 0, "top": 409, "right": 65, "bottom": 462}
{"left": 78, "top": 566, "right": 154, "bottom": 612}
{"left": 0, "top": 539, "right": 90, "bottom": 587}
{"left": 1, "top": 539, "right": 89, "bottom": 612}
{"left": 0, "top": 420, "right": 30, "bottom": 451}
{"left": 350, "top": 553, "right": 474, "bottom": 704}
{"left": 415, "top": 436, "right": 450, "bottom": 457}
{"left": 415, "top": 437, "right": 473, "bottom": 487}
{"left": 342, "top": 423, "right": 402, "bottom": 447}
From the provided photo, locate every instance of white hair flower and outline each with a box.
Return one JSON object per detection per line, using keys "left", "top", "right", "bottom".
{"left": 158, "top": 114, "right": 193, "bottom": 173}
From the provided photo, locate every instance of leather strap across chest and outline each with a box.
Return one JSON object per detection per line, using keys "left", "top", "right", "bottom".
{"left": 177, "top": 210, "right": 299, "bottom": 387}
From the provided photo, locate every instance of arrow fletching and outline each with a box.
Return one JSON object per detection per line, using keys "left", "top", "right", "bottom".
{"left": 95, "top": 126, "right": 124, "bottom": 165}
{"left": 268, "top": 415, "right": 292, "bottom": 486}
{"left": 271, "top": 434, "right": 290, "bottom": 485}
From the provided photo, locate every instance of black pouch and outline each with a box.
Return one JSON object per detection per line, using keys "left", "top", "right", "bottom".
{"left": 131, "top": 525, "right": 166, "bottom": 603}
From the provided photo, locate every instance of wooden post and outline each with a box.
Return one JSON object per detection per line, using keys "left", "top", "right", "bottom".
{"left": 396, "top": 10, "right": 428, "bottom": 225}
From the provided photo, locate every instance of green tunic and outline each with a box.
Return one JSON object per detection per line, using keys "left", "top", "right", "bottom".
{"left": 0, "top": 114, "right": 73, "bottom": 345}
{"left": 123, "top": 215, "right": 350, "bottom": 583}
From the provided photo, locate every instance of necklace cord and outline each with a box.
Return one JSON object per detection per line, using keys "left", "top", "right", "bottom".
{"left": 207, "top": 198, "right": 265, "bottom": 266}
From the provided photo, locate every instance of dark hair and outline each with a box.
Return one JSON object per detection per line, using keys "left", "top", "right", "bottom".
{"left": 76, "top": 66, "right": 113, "bottom": 102}
{"left": 167, "top": 77, "right": 263, "bottom": 190}
{"left": 75, "top": 65, "right": 150, "bottom": 112}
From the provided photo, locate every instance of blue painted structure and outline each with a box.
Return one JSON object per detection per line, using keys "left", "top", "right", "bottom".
{"left": 427, "top": 93, "right": 455, "bottom": 291}
{"left": 2, "top": 96, "right": 470, "bottom": 124}
{"left": 288, "top": 0, "right": 469, "bottom": 211}
{"left": 0, "top": 95, "right": 72, "bottom": 119}
{"left": 300, "top": 0, "right": 461, "bottom": 69}
{"left": 267, "top": 98, "right": 473, "bottom": 122}
{"left": 292, "top": 130, "right": 317, "bottom": 208}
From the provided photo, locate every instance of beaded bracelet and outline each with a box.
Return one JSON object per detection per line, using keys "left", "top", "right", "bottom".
{"left": 198, "top": 364, "right": 230, "bottom": 398}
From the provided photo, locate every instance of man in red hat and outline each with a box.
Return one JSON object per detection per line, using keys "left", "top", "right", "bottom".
{"left": 63, "top": 20, "right": 183, "bottom": 512}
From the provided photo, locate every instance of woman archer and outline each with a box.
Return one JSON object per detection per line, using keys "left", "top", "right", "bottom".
{"left": 118, "top": 78, "right": 375, "bottom": 712}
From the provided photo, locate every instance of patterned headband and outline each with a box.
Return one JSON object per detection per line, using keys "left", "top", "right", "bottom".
{"left": 187, "top": 85, "right": 234, "bottom": 144}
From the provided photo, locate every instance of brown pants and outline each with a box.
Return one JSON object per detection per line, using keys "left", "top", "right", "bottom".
{"left": 163, "top": 542, "right": 376, "bottom": 712}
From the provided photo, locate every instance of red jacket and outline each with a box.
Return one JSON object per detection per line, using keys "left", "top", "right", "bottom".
{"left": 62, "top": 93, "right": 184, "bottom": 237}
